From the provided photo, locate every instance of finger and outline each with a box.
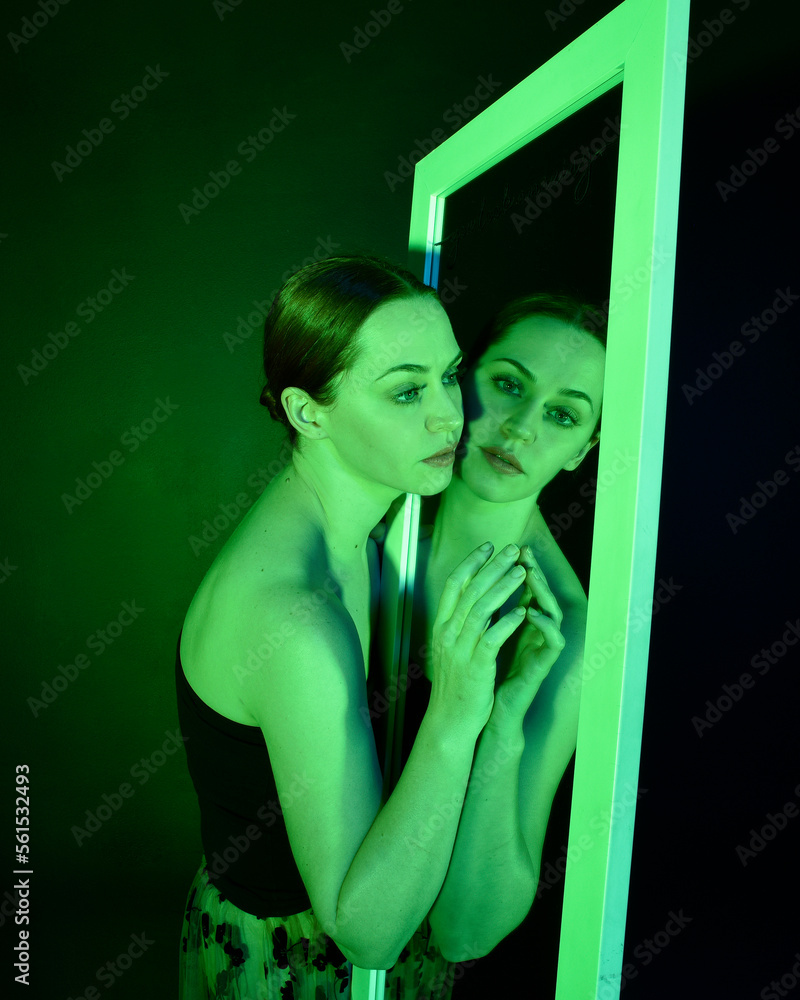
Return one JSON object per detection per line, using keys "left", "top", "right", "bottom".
{"left": 526, "top": 609, "right": 566, "bottom": 654}
{"left": 446, "top": 544, "right": 523, "bottom": 636}
{"left": 517, "top": 545, "right": 533, "bottom": 608}
{"left": 474, "top": 605, "right": 527, "bottom": 656}
{"left": 455, "top": 562, "right": 528, "bottom": 642}
{"left": 520, "top": 552, "right": 563, "bottom": 628}
{"left": 436, "top": 542, "right": 495, "bottom": 623}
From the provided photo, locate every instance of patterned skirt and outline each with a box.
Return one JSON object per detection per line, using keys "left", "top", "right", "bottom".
{"left": 179, "top": 858, "right": 457, "bottom": 1000}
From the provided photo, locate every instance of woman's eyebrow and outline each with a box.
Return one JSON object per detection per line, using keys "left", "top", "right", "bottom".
{"left": 492, "top": 357, "right": 595, "bottom": 413}
{"left": 374, "top": 350, "right": 464, "bottom": 381}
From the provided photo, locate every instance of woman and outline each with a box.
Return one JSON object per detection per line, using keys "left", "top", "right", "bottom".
{"left": 404, "top": 293, "right": 606, "bottom": 962}
{"left": 175, "top": 255, "right": 544, "bottom": 999}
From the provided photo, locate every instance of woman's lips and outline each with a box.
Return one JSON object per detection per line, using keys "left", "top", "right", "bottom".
{"left": 480, "top": 447, "right": 524, "bottom": 475}
{"left": 422, "top": 447, "right": 456, "bottom": 467}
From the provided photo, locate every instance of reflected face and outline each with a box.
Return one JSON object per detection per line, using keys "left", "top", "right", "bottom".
{"left": 317, "top": 296, "right": 464, "bottom": 496}
{"left": 458, "top": 316, "right": 605, "bottom": 502}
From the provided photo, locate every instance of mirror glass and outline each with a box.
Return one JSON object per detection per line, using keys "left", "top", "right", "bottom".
{"left": 407, "top": 83, "right": 622, "bottom": 996}
{"left": 436, "top": 82, "right": 622, "bottom": 589}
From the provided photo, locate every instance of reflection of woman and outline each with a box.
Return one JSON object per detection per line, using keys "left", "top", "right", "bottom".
{"left": 175, "top": 256, "right": 536, "bottom": 999}
{"left": 409, "top": 294, "right": 606, "bottom": 959}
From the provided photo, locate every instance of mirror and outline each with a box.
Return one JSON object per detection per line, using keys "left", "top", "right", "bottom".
{"left": 418, "top": 82, "right": 621, "bottom": 998}
{"left": 357, "top": 2, "right": 690, "bottom": 998}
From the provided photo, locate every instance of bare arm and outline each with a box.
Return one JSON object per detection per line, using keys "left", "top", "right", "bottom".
{"left": 243, "top": 544, "right": 527, "bottom": 970}
{"left": 428, "top": 545, "right": 586, "bottom": 959}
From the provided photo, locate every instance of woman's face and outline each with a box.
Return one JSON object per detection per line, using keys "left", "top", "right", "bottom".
{"left": 457, "top": 315, "right": 605, "bottom": 502}
{"left": 310, "top": 295, "right": 464, "bottom": 496}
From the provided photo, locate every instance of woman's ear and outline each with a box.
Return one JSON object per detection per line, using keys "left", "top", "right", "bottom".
{"left": 562, "top": 431, "right": 600, "bottom": 471}
{"left": 281, "top": 387, "right": 328, "bottom": 442}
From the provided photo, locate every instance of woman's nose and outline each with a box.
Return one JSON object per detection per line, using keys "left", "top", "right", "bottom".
{"left": 425, "top": 388, "right": 463, "bottom": 434}
{"left": 501, "top": 404, "right": 538, "bottom": 442}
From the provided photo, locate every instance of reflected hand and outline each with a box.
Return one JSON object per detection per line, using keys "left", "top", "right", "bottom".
{"left": 490, "top": 546, "right": 566, "bottom": 729}
{"left": 517, "top": 545, "right": 563, "bottom": 631}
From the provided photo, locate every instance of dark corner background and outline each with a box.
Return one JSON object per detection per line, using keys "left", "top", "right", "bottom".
{"left": 2, "top": 0, "right": 798, "bottom": 997}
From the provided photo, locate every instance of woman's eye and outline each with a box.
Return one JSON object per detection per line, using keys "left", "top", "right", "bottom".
{"left": 394, "top": 368, "right": 463, "bottom": 404}
{"left": 393, "top": 386, "right": 422, "bottom": 404}
{"left": 490, "top": 374, "right": 521, "bottom": 395}
{"left": 550, "top": 407, "right": 579, "bottom": 427}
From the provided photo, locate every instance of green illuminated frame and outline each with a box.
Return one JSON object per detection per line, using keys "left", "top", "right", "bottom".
{"left": 353, "top": 1, "right": 689, "bottom": 997}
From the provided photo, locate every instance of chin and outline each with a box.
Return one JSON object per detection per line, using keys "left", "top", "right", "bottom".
{"left": 416, "top": 466, "right": 455, "bottom": 497}
{"left": 463, "top": 462, "right": 536, "bottom": 503}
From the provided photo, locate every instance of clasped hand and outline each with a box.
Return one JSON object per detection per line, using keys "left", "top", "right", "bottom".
{"left": 489, "top": 545, "right": 566, "bottom": 732}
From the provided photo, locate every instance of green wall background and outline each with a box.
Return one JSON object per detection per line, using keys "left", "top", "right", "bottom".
{"left": 3, "top": 0, "right": 797, "bottom": 997}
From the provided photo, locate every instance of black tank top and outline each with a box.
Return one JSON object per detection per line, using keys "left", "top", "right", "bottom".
{"left": 175, "top": 632, "right": 312, "bottom": 918}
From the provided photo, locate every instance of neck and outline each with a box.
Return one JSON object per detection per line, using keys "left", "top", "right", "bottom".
{"left": 431, "top": 472, "right": 541, "bottom": 563}
{"left": 288, "top": 441, "right": 401, "bottom": 567}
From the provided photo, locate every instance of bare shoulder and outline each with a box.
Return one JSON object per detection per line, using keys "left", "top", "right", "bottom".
{"left": 180, "top": 479, "right": 338, "bottom": 716}
{"left": 239, "top": 581, "right": 362, "bottom": 695}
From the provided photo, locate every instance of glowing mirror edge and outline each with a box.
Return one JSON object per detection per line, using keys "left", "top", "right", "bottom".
{"left": 351, "top": 493, "right": 419, "bottom": 999}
